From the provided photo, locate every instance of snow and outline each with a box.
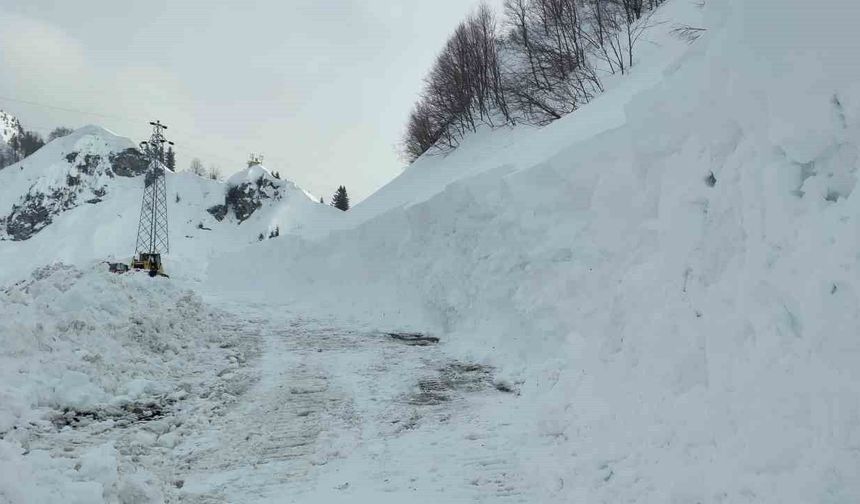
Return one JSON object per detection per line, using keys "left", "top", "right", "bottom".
{"left": 0, "top": 264, "right": 258, "bottom": 503}
{"left": 0, "top": 109, "right": 20, "bottom": 147}
{"left": 225, "top": 164, "right": 273, "bottom": 187}
{"left": 3, "top": 0, "right": 860, "bottom": 501}
{"left": 207, "top": 0, "right": 860, "bottom": 501}
{"left": 342, "top": 0, "right": 705, "bottom": 228}
{"left": 222, "top": 163, "right": 345, "bottom": 240}
{"left": 0, "top": 127, "right": 342, "bottom": 285}
{"left": 0, "top": 125, "right": 131, "bottom": 213}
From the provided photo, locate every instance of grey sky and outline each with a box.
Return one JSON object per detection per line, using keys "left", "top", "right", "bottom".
{"left": 0, "top": 0, "right": 503, "bottom": 201}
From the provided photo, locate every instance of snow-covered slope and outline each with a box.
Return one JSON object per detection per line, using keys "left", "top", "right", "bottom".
{"left": 209, "top": 164, "right": 343, "bottom": 240}
{"left": 0, "top": 126, "right": 342, "bottom": 284}
{"left": 0, "top": 125, "right": 147, "bottom": 241}
{"left": 209, "top": 0, "right": 860, "bottom": 501}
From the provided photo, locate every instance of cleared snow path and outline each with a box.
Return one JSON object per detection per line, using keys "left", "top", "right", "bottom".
{"left": 174, "top": 308, "right": 354, "bottom": 502}
{"left": 2, "top": 266, "right": 527, "bottom": 504}
{"left": 171, "top": 300, "right": 526, "bottom": 503}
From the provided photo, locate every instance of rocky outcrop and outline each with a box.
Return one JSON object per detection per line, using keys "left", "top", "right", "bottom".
{"left": 217, "top": 176, "right": 283, "bottom": 223}
{"left": 109, "top": 149, "right": 149, "bottom": 177}
{"left": 5, "top": 191, "right": 63, "bottom": 241}
{"left": 207, "top": 204, "right": 228, "bottom": 222}
{"left": 1, "top": 145, "right": 149, "bottom": 241}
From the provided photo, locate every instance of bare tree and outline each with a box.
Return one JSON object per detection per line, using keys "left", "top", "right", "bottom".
{"left": 581, "top": 0, "right": 662, "bottom": 75}
{"left": 402, "top": 0, "right": 666, "bottom": 160}
{"left": 403, "top": 102, "right": 443, "bottom": 162}
{"left": 403, "top": 3, "right": 511, "bottom": 161}
{"left": 189, "top": 158, "right": 205, "bottom": 176}
{"left": 208, "top": 165, "right": 221, "bottom": 181}
{"left": 502, "top": 0, "right": 603, "bottom": 124}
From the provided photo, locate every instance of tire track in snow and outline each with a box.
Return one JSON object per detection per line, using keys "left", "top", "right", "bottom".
{"left": 175, "top": 319, "right": 359, "bottom": 503}
{"left": 172, "top": 304, "right": 528, "bottom": 502}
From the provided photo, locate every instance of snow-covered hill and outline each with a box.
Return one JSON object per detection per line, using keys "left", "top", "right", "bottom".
{"left": 0, "top": 125, "right": 147, "bottom": 241}
{"left": 0, "top": 126, "right": 342, "bottom": 284}
{"left": 209, "top": 164, "right": 343, "bottom": 241}
{"left": 209, "top": 0, "right": 860, "bottom": 501}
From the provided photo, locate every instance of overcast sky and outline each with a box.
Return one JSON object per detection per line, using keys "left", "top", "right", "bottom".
{"left": 0, "top": 0, "right": 504, "bottom": 201}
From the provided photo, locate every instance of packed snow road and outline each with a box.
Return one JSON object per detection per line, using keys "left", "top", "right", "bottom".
{"left": 173, "top": 300, "right": 524, "bottom": 503}
{"left": 2, "top": 269, "right": 524, "bottom": 503}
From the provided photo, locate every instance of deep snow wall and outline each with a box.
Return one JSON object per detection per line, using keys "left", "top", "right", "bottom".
{"left": 210, "top": 0, "right": 860, "bottom": 501}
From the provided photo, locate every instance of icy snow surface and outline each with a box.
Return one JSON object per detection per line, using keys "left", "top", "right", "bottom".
{"left": 2, "top": 0, "right": 860, "bottom": 502}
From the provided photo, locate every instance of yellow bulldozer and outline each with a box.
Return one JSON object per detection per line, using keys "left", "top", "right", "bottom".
{"left": 131, "top": 252, "right": 167, "bottom": 277}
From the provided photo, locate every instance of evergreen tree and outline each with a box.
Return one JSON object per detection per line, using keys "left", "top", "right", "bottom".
{"left": 48, "top": 127, "right": 73, "bottom": 142}
{"left": 165, "top": 146, "right": 176, "bottom": 171}
{"left": 10, "top": 130, "right": 44, "bottom": 158}
{"left": 0, "top": 147, "right": 18, "bottom": 169}
{"left": 319, "top": 197, "right": 324, "bottom": 204}
{"left": 330, "top": 185, "right": 350, "bottom": 211}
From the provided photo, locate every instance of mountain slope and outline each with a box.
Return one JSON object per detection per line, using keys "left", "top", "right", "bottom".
{"left": 0, "top": 126, "right": 342, "bottom": 284}
{"left": 209, "top": 0, "right": 860, "bottom": 501}
{"left": 0, "top": 125, "right": 148, "bottom": 241}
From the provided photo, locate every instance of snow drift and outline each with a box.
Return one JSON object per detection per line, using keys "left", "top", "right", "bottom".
{"left": 0, "top": 264, "right": 258, "bottom": 503}
{"left": 210, "top": 0, "right": 860, "bottom": 501}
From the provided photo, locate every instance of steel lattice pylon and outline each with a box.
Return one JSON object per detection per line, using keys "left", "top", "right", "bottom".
{"left": 134, "top": 121, "right": 171, "bottom": 256}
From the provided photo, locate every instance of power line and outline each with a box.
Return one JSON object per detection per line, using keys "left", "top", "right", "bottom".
{"left": 0, "top": 95, "right": 150, "bottom": 123}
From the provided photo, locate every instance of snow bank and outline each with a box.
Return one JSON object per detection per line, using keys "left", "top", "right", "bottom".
{"left": 210, "top": 0, "right": 860, "bottom": 500}
{"left": 0, "top": 264, "right": 247, "bottom": 503}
